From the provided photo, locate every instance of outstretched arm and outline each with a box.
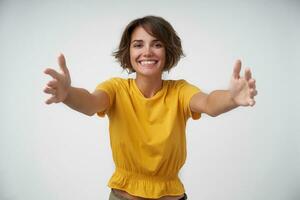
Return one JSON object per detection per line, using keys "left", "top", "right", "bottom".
{"left": 43, "top": 53, "right": 109, "bottom": 116}
{"left": 190, "top": 60, "right": 257, "bottom": 117}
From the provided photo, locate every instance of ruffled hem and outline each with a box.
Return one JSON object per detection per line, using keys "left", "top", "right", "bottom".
{"left": 108, "top": 168, "right": 185, "bottom": 199}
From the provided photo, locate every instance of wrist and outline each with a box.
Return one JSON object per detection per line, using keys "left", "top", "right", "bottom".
{"left": 228, "top": 91, "right": 239, "bottom": 108}
{"left": 62, "top": 85, "right": 72, "bottom": 103}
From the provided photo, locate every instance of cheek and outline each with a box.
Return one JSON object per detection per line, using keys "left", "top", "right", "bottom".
{"left": 159, "top": 50, "right": 166, "bottom": 62}
{"left": 130, "top": 49, "right": 138, "bottom": 61}
{"left": 129, "top": 52, "right": 139, "bottom": 69}
{"left": 129, "top": 50, "right": 134, "bottom": 64}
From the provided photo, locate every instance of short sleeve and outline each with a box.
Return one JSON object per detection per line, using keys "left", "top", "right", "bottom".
{"left": 178, "top": 80, "right": 201, "bottom": 120}
{"left": 94, "top": 78, "right": 118, "bottom": 117}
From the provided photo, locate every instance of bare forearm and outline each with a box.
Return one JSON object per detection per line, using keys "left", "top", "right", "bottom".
{"left": 63, "top": 87, "right": 97, "bottom": 116}
{"left": 206, "top": 90, "right": 238, "bottom": 117}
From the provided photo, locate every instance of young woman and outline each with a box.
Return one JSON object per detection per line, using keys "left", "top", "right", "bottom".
{"left": 43, "top": 16, "right": 257, "bottom": 200}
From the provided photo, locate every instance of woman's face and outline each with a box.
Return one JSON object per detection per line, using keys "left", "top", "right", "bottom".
{"left": 130, "top": 26, "right": 166, "bottom": 77}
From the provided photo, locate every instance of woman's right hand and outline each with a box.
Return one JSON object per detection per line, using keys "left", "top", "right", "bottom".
{"left": 43, "top": 53, "right": 71, "bottom": 104}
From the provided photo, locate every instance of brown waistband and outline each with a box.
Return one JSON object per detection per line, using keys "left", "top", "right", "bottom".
{"left": 111, "top": 189, "right": 187, "bottom": 200}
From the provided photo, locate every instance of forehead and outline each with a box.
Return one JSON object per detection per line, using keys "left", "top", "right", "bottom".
{"left": 131, "top": 26, "right": 158, "bottom": 41}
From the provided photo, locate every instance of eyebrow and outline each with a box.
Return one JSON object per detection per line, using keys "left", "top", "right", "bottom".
{"left": 131, "top": 39, "right": 161, "bottom": 44}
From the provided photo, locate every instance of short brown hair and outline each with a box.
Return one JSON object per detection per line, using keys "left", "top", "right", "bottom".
{"left": 113, "top": 15, "right": 184, "bottom": 73}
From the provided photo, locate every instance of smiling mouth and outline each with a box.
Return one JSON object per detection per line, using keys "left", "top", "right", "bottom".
{"left": 138, "top": 60, "right": 158, "bottom": 66}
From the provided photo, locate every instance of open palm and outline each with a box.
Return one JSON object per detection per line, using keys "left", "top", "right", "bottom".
{"left": 43, "top": 53, "right": 71, "bottom": 104}
{"left": 229, "top": 60, "right": 257, "bottom": 106}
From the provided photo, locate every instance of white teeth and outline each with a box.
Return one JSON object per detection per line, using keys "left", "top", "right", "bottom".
{"left": 140, "top": 60, "right": 156, "bottom": 65}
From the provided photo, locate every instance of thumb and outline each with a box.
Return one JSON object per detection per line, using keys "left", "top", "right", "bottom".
{"left": 233, "top": 59, "right": 241, "bottom": 79}
{"left": 57, "top": 53, "right": 69, "bottom": 75}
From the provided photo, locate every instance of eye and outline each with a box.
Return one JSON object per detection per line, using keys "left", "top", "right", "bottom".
{"left": 132, "top": 43, "right": 143, "bottom": 48}
{"left": 154, "top": 43, "right": 163, "bottom": 48}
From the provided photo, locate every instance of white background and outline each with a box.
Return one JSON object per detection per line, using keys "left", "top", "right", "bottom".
{"left": 0, "top": 0, "right": 299, "bottom": 199}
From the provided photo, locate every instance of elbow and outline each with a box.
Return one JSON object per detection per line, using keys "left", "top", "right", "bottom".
{"left": 86, "top": 112, "right": 95, "bottom": 117}
{"left": 206, "top": 110, "right": 220, "bottom": 117}
{"left": 208, "top": 112, "right": 219, "bottom": 117}
{"left": 83, "top": 110, "right": 96, "bottom": 117}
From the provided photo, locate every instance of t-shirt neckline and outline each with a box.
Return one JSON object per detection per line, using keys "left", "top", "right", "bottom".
{"left": 131, "top": 78, "right": 167, "bottom": 100}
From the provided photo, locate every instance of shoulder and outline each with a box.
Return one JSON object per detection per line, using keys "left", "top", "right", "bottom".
{"left": 102, "top": 77, "right": 130, "bottom": 86}
{"left": 165, "top": 79, "right": 200, "bottom": 95}
{"left": 165, "top": 79, "right": 190, "bottom": 89}
{"left": 106, "top": 77, "right": 127, "bottom": 83}
{"left": 96, "top": 77, "right": 130, "bottom": 91}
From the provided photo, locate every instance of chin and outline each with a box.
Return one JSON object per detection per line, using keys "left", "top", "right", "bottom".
{"left": 133, "top": 62, "right": 164, "bottom": 77}
{"left": 134, "top": 68, "right": 163, "bottom": 77}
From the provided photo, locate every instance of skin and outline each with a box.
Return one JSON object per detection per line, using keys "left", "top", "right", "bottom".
{"left": 130, "top": 26, "right": 166, "bottom": 98}
{"left": 189, "top": 60, "right": 257, "bottom": 117}
{"left": 43, "top": 25, "right": 257, "bottom": 200}
{"left": 44, "top": 54, "right": 109, "bottom": 116}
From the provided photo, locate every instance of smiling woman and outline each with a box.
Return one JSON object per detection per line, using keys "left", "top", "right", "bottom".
{"left": 129, "top": 26, "right": 166, "bottom": 79}
{"left": 43, "top": 15, "right": 257, "bottom": 200}
{"left": 113, "top": 16, "right": 184, "bottom": 74}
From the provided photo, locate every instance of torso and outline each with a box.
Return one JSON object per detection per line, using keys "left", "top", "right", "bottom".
{"left": 96, "top": 78, "right": 199, "bottom": 199}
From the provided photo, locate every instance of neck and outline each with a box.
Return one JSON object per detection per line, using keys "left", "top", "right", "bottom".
{"left": 135, "top": 74, "right": 163, "bottom": 98}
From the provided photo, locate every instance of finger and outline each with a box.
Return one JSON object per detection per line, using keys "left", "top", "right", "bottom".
{"left": 248, "top": 79, "right": 256, "bottom": 89}
{"left": 47, "top": 80, "right": 58, "bottom": 88}
{"left": 45, "top": 96, "right": 57, "bottom": 104}
{"left": 249, "top": 89, "right": 258, "bottom": 98}
{"left": 244, "top": 68, "right": 252, "bottom": 81}
{"left": 233, "top": 59, "right": 241, "bottom": 79}
{"left": 44, "top": 68, "right": 61, "bottom": 80}
{"left": 58, "top": 53, "right": 69, "bottom": 75}
{"left": 43, "top": 87, "right": 56, "bottom": 95}
{"left": 248, "top": 98, "right": 256, "bottom": 106}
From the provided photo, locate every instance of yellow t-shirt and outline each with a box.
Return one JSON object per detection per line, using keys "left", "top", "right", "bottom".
{"left": 95, "top": 78, "right": 201, "bottom": 198}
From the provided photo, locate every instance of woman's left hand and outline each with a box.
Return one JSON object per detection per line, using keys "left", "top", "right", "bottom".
{"left": 229, "top": 60, "right": 258, "bottom": 106}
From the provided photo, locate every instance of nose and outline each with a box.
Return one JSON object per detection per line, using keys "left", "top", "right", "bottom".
{"left": 143, "top": 45, "right": 153, "bottom": 57}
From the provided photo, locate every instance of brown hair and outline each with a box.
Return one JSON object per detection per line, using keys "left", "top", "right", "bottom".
{"left": 113, "top": 15, "right": 184, "bottom": 73}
